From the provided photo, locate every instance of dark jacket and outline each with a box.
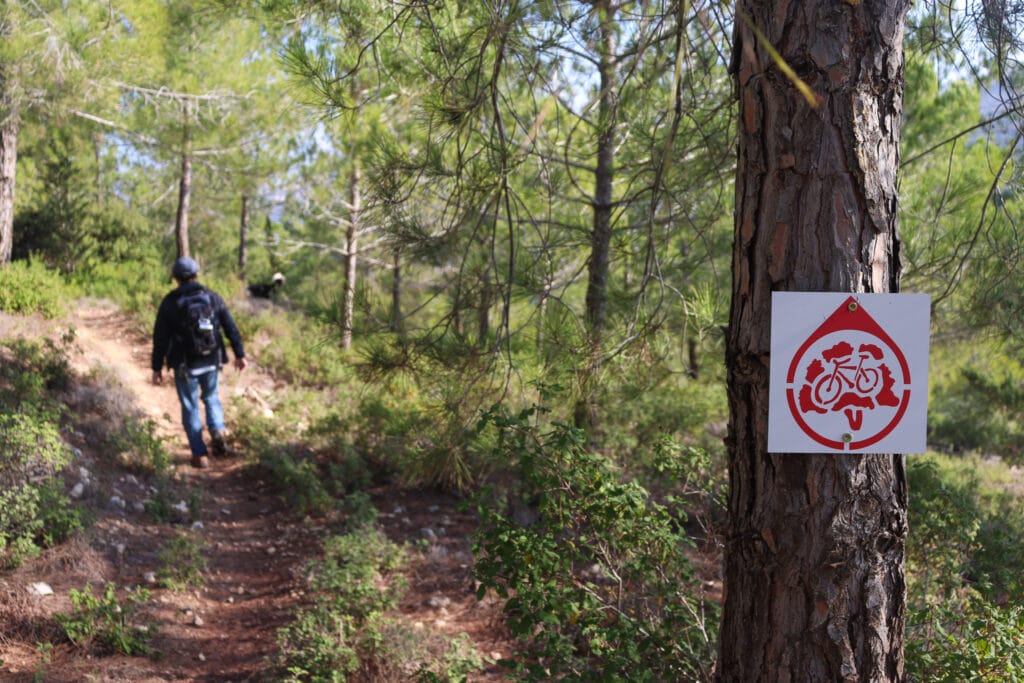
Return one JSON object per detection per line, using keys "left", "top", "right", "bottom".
{"left": 151, "top": 281, "right": 245, "bottom": 373}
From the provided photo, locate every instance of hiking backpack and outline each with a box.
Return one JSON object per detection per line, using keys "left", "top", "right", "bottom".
{"left": 176, "top": 288, "right": 219, "bottom": 359}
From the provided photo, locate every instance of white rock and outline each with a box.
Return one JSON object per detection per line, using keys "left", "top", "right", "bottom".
{"left": 266, "top": 546, "right": 277, "bottom": 555}
{"left": 198, "top": 653, "right": 206, "bottom": 662}
{"left": 191, "top": 521, "right": 204, "bottom": 531}
{"left": 78, "top": 466, "right": 90, "bottom": 481}
{"left": 28, "top": 582, "right": 54, "bottom": 596}
{"left": 172, "top": 501, "right": 189, "bottom": 514}
{"left": 428, "top": 595, "right": 452, "bottom": 609}
{"left": 110, "top": 496, "right": 126, "bottom": 510}
{"left": 69, "top": 482, "right": 85, "bottom": 499}
{"left": 193, "top": 613, "right": 204, "bottom": 627}
{"left": 143, "top": 572, "right": 157, "bottom": 584}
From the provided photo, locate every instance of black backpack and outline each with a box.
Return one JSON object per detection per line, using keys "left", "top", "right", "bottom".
{"left": 176, "top": 288, "right": 219, "bottom": 359}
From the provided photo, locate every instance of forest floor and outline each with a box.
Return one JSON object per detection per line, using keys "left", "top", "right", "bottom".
{"left": 0, "top": 301, "right": 513, "bottom": 682}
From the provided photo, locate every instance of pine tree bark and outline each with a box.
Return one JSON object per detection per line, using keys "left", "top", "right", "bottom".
{"left": 577, "top": 0, "right": 618, "bottom": 433}
{"left": 0, "top": 116, "right": 17, "bottom": 266}
{"left": 719, "top": 1, "right": 911, "bottom": 681}
{"left": 341, "top": 163, "right": 360, "bottom": 351}
{"left": 175, "top": 103, "right": 193, "bottom": 260}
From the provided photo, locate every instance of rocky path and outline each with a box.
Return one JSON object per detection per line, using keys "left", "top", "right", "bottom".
{"left": 0, "top": 301, "right": 508, "bottom": 682}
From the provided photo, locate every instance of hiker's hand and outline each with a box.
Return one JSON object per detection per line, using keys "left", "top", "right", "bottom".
{"left": 235, "top": 357, "right": 248, "bottom": 372}
{"left": 152, "top": 370, "right": 163, "bottom": 386}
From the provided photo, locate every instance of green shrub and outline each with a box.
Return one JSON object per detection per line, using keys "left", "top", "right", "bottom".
{"left": 472, "top": 405, "right": 718, "bottom": 681}
{"left": 928, "top": 345, "right": 1024, "bottom": 456}
{"left": 0, "top": 337, "right": 74, "bottom": 412}
{"left": 275, "top": 527, "right": 414, "bottom": 682}
{"left": 0, "top": 260, "right": 70, "bottom": 318}
{"left": 906, "top": 454, "right": 1024, "bottom": 680}
{"left": 260, "top": 447, "right": 335, "bottom": 516}
{"left": 35, "top": 481, "right": 88, "bottom": 548}
{"left": 907, "top": 595, "right": 1024, "bottom": 682}
{"left": 0, "top": 410, "right": 74, "bottom": 568}
{"left": 157, "top": 532, "right": 206, "bottom": 591}
{"left": 277, "top": 606, "right": 359, "bottom": 682}
{"left": 55, "top": 583, "right": 156, "bottom": 656}
{"left": 276, "top": 523, "right": 484, "bottom": 682}
{"left": 76, "top": 259, "right": 167, "bottom": 318}
{"left": 246, "top": 308, "right": 354, "bottom": 387}
{"left": 103, "top": 415, "right": 170, "bottom": 474}
{"left": 307, "top": 527, "right": 408, "bottom": 619}
{"left": 908, "top": 456, "right": 1024, "bottom": 605}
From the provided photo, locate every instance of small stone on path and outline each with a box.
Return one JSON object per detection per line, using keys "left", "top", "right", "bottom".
{"left": 28, "top": 582, "right": 54, "bottom": 596}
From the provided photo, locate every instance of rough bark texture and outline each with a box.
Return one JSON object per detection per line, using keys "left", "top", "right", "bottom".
{"left": 577, "top": 0, "right": 617, "bottom": 433}
{"left": 0, "top": 117, "right": 16, "bottom": 266}
{"left": 719, "top": 1, "right": 911, "bottom": 681}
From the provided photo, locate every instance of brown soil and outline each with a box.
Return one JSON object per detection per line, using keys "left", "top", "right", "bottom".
{"left": 0, "top": 301, "right": 513, "bottom": 681}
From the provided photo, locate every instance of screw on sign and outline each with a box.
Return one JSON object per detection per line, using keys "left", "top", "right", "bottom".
{"left": 785, "top": 297, "right": 911, "bottom": 451}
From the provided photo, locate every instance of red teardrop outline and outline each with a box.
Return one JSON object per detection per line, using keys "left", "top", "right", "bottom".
{"left": 784, "top": 296, "right": 911, "bottom": 451}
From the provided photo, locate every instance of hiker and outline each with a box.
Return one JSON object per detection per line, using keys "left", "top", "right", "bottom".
{"left": 246, "top": 272, "right": 284, "bottom": 299}
{"left": 151, "top": 257, "right": 248, "bottom": 468}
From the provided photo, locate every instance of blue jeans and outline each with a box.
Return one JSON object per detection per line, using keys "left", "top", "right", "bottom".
{"left": 174, "top": 369, "right": 225, "bottom": 457}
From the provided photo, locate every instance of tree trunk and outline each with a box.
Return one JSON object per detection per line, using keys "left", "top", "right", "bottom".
{"left": 577, "top": 0, "right": 618, "bottom": 433}
{"left": 0, "top": 116, "right": 17, "bottom": 266}
{"left": 175, "top": 102, "right": 193, "bottom": 259}
{"left": 719, "top": 1, "right": 911, "bottom": 681}
{"left": 477, "top": 271, "right": 491, "bottom": 349}
{"left": 390, "top": 248, "right": 403, "bottom": 334}
{"left": 93, "top": 131, "right": 104, "bottom": 204}
{"left": 341, "top": 163, "right": 360, "bottom": 351}
{"left": 238, "top": 193, "right": 250, "bottom": 280}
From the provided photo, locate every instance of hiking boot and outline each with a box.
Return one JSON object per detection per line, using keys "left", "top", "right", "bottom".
{"left": 191, "top": 454, "right": 210, "bottom": 469}
{"left": 210, "top": 429, "right": 227, "bottom": 457}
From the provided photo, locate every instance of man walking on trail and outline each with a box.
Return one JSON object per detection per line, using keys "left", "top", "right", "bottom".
{"left": 151, "top": 257, "right": 248, "bottom": 469}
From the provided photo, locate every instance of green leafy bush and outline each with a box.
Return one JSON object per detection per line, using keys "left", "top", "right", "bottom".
{"left": 277, "top": 606, "right": 359, "bottom": 682}
{"left": 277, "top": 527, "right": 410, "bottom": 681}
{"left": 928, "top": 345, "right": 1024, "bottom": 456}
{"left": 260, "top": 447, "right": 335, "bottom": 516}
{"left": 907, "top": 596, "right": 1024, "bottom": 682}
{"left": 0, "top": 337, "right": 74, "bottom": 413}
{"left": 306, "top": 527, "right": 408, "bottom": 619}
{"left": 103, "top": 415, "right": 170, "bottom": 474}
{"left": 906, "top": 454, "right": 1024, "bottom": 680}
{"left": 0, "top": 260, "right": 70, "bottom": 318}
{"left": 157, "top": 532, "right": 207, "bottom": 591}
{"left": 275, "top": 521, "right": 482, "bottom": 682}
{"left": 0, "top": 410, "right": 74, "bottom": 567}
{"left": 55, "top": 583, "right": 156, "bottom": 656}
{"left": 472, "top": 405, "right": 717, "bottom": 681}
{"left": 907, "top": 456, "right": 1024, "bottom": 605}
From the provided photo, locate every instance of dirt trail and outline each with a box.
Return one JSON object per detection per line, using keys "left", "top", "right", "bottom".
{"left": 0, "top": 301, "right": 508, "bottom": 681}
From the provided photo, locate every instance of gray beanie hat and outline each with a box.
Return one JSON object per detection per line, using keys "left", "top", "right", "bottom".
{"left": 172, "top": 257, "right": 199, "bottom": 279}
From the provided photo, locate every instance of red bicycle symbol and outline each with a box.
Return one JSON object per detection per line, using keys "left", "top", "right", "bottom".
{"left": 813, "top": 350, "right": 881, "bottom": 406}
